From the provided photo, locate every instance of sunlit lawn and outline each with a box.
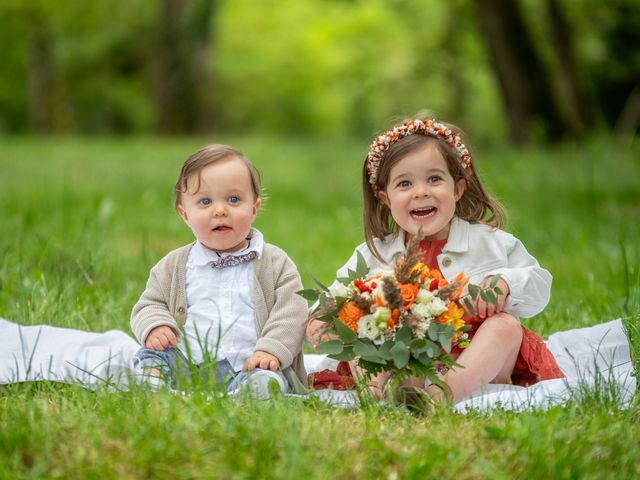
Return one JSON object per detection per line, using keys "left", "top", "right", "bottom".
{"left": 1, "top": 135, "right": 639, "bottom": 479}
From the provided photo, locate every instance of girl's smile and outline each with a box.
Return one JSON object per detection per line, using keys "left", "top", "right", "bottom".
{"left": 378, "top": 143, "right": 465, "bottom": 240}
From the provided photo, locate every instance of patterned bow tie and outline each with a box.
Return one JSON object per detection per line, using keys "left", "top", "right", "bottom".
{"left": 210, "top": 250, "right": 258, "bottom": 269}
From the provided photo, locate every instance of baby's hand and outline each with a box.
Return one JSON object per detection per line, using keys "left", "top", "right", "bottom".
{"left": 243, "top": 351, "right": 280, "bottom": 372}
{"left": 145, "top": 325, "right": 177, "bottom": 351}
{"left": 474, "top": 276, "right": 510, "bottom": 320}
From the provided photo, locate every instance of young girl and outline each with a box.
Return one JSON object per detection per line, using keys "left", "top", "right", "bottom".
{"left": 131, "top": 144, "right": 309, "bottom": 395}
{"left": 311, "top": 116, "right": 564, "bottom": 403}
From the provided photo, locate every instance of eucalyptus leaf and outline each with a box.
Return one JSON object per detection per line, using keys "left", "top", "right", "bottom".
{"left": 318, "top": 311, "right": 338, "bottom": 321}
{"left": 438, "top": 333, "right": 452, "bottom": 353}
{"left": 378, "top": 340, "right": 394, "bottom": 359}
{"left": 416, "top": 352, "right": 432, "bottom": 366}
{"left": 395, "top": 325, "right": 412, "bottom": 344}
{"left": 330, "top": 346, "right": 355, "bottom": 361}
{"left": 390, "top": 342, "right": 410, "bottom": 369}
{"left": 409, "top": 338, "right": 427, "bottom": 353}
{"left": 316, "top": 340, "right": 343, "bottom": 355}
{"left": 354, "top": 340, "right": 385, "bottom": 364}
{"left": 489, "top": 274, "right": 502, "bottom": 288}
{"left": 334, "top": 320, "right": 358, "bottom": 342}
{"left": 297, "top": 289, "right": 319, "bottom": 302}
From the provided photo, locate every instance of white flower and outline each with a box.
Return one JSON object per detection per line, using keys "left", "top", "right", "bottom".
{"left": 416, "top": 288, "right": 434, "bottom": 304}
{"left": 410, "top": 302, "right": 433, "bottom": 319}
{"left": 358, "top": 314, "right": 380, "bottom": 342}
{"left": 428, "top": 297, "right": 447, "bottom": 316}
{"left": 412, "top": 318, "right": 430, "bottom": 338}
{"left": 329, "top": 282, "right": 351, "bottom": 298}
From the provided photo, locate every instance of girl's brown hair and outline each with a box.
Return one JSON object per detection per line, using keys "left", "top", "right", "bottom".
{"left": 363, "top": 119, "right": 505, "bottom": 260}
{"left": 173, "top": 144, "right": 261, "bottom": 208}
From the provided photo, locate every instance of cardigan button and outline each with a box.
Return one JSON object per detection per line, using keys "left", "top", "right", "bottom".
{"left": 177, "top": 307, "right": 186, "bottom": 314}
{"left": 442, "top": 257, "right": 452, "bottom": 267}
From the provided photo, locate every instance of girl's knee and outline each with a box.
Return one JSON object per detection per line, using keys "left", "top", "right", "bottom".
{"left": 484, "top": 313, "right": 523, "bottom": 343}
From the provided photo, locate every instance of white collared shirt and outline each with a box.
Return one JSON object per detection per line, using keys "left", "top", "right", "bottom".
{"left": 178, "top": 228, "right": 264, "bottom": 370}
{"left": 334, "top": 217, "right": 552, "bottom": 319}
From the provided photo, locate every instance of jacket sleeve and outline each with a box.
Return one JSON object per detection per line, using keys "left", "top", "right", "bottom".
{"left": 130, "top": 264, "right": 181, "bottom": 345}
{"left": 490, "top": 235, "right": 552, "bottom": 319}
{"left": 254, "top": 257, "right": 309, "bottom": 370}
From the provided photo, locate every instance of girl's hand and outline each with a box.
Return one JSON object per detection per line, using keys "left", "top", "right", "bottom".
{"left": 306, "top": 319, "right": 336, "bottom": 348}
{"left": 243, "top": 351, "right": 280, "bottom": 372}
{"left": 474, "top": 276, "right": 510, "bottom": 320}
{"left": 145, "top": 325, "right": 177, "bottom": 351}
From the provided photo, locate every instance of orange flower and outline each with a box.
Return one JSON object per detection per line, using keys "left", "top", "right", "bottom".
{"left": 337, "top": 301, "right": 363, "bottom": 332}
{"left": 431, "top": 270, "right": 448, "bottom": 288}
{"left": 388, "top": 308, "right": 400, "bottom": 328}
{"left": 400, "top": 283, "right": 419, "bottom": 309}
{"left": 452, "top": 272, "right": 469, "bottom": 300}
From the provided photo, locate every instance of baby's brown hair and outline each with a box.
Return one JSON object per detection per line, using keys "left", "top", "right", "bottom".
{"left": 173, "top": 144, "right": 261, "bottom": 208}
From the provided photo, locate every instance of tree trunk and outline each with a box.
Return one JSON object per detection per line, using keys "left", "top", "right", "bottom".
{"left": 151, "top": 0, "right": 217, "bottom": 134}
{"left": 545, "top": 0, "right": 591, "bottom": 135}
{"left": 475, "top": 0, "right": 566, "bottom": 144}
{"left": 27, "top": 19, "right": 54, "bottom": 133}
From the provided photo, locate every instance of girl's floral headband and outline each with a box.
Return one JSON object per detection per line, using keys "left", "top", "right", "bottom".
{"left": 366, "top": 118, "right": 472, "bottom": 190}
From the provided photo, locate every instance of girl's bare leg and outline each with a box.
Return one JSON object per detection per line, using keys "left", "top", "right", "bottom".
{"left": 427, "top": 312, "right": 523, "bottom": 403}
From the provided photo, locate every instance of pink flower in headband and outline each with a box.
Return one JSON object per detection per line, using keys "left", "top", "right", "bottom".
{"left": 366, "top": 119, "right": 472, "bottom": 190}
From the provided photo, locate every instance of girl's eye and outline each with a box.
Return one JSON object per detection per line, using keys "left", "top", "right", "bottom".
{"left": 397, "top": 180, "right": 411, "bottom": 188}
{"left": 228, "top": 196, "right": 239, "bottom": 204}
{"left": 199, "top": 198, "right": 211, "bottom": 206}
{"left": 428, "top": 175, "right": 442, "bottom": 183}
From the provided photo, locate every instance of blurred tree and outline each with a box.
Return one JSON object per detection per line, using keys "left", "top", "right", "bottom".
{"left": 26, "top": 9, "right": 55, "bottom": 133}
{"left": 474, "top": 0, "right": 567, "bottom": 144}
{"left": 150, "top": 0, "right": 218, "bottom": 134}
{"left": 544, "top": 0, "right": 591, "bottom": 134}
{"left": 586, "top": 0, "right": 640, "bottom": 139}
{"left": 0, "top": 0, "right": 636, "bottom": 141}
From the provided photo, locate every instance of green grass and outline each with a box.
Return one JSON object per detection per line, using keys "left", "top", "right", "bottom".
{"left": 1, "top": 135, "right": 639, "bottom": 479}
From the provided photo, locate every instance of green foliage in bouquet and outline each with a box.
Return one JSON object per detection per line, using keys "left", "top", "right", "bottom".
{"left": 300, "top": 238, "right": 504, "bottom": 383}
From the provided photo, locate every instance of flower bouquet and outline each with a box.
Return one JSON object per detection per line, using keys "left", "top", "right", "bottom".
{"left": 300, "top": 237, "right": 503, "bottom": 386}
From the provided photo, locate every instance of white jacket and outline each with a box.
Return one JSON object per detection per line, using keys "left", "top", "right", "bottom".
{"left": 335, "top": 217, "right": 552, "bottom": 319}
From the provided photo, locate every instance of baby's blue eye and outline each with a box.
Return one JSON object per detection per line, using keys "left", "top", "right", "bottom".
{"left": 398, "top": 180, "right": 411, "bottom": 188}
{"left": 228, "top": 196, "right": 239, "bottom": 204}
{"left": 199, "top": 198, "right": 211, "bottom": 206}
{"left": 428, "top": 175, "right": 442, "bottom": 183}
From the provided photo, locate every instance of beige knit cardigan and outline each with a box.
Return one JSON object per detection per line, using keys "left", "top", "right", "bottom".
{"left": 130, "top": 242, "right": 309, "bottom": 392}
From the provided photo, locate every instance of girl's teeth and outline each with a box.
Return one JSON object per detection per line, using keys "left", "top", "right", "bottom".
{"left": 412, "top": 207, "right": 435, "bottom": 217}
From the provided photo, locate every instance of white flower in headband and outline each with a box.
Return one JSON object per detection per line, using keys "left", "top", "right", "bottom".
{"left": 366, "top": 118, "right": 472, "bottom": 190}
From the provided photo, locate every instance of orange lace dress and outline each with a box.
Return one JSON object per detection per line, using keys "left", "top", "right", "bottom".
{"left": 419, "top": 238, "right": 564, "bottom": 386}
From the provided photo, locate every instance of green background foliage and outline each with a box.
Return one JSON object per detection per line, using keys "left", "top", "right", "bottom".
{"left": 1, "top": 0, "right": 639, "bottom": 477}
{"left": 1, "top": 0, "right": 638, "bottom": 142}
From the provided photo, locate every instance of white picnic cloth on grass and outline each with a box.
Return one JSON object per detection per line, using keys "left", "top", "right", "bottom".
{"left": 0, "top": 317, "right": 635, "bottom": 412}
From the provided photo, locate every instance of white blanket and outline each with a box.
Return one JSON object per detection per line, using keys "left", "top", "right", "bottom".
{"left": 0, "top": 317, "right": 635, "bottom": 412}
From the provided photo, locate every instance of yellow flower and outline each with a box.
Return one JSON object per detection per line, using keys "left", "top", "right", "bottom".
{"left": 436, "top": 302, "right": 465, "bottom": 327}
